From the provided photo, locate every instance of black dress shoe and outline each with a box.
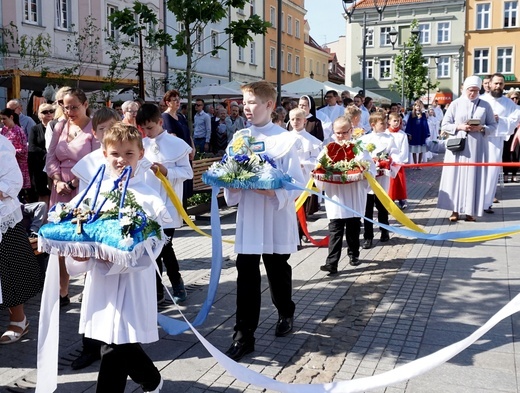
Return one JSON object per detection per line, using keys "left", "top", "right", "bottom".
{"left": 71, "top": 352, "right": 101, "bottom": 370}
{"left": 349, "top": 256, "right": 361, "bottom": 266}
{"left": 275, "top": 316, "right": 294, "bottom": 337}
{"left": 484, "top": 208, "right": 494, "bottom": 214}
{"left": 362, "top": 239, "right": 372, "bottom": 249}
{"left": 225, "top": 339, "right": 255, "bottom": 361}
{"left": 380, "top": 233, "right": 390, "bottom": 242}
{"left": 320, "top": 264, "right": 338, "bottom": 275}
{"left": 60, "top": 294, "right": 70, "bottom": 308}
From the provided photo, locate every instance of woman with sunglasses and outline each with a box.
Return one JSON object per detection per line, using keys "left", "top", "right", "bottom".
{"left": 46, "top": 88, "right": 99, "bottom": 307}
{"left": 28, "top": 103, "right": 55, "bottom": 206}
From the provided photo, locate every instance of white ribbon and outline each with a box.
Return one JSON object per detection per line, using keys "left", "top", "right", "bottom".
{"left": 36, "top": 254, "right": 60, "bottom": 393}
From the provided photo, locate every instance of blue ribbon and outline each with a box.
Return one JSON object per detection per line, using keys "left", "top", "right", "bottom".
{"left": 158, "top": 186, "right": 223, "bottom": 335}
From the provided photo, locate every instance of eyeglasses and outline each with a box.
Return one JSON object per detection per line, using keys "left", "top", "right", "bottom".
{"left": 63, "top": 105, "right": 81, "bottom": 112}
{"left": 41, "top": 110, "right": 55, "bottom": 115}
{"left": 126, "top": 110, "right": 138, "bottom": 114}
{"left": 57, "top": 100, "right": 64, "bottom": 106}
{"left": 511, "top": 97, "right": 519, "bottom": 101}
{"left": 170, "top": 98, "right": 180, "bottom": 103}
{"left": 325, "top": 96, "right": 334, "bottom": 99}
{"left": 334, "top": 128, "right": 353, "bottom": 136}
{"left": 195, "top": 104, "right": 203, "bottom": 107}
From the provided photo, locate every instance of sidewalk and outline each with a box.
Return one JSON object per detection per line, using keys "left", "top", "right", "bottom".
{"left": 1, "top": 162, "right": 519, "bottom": 392}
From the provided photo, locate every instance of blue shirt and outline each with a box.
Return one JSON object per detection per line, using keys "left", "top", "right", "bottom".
{"left": 193, "top": 111, "right": 211, "bottom": 142}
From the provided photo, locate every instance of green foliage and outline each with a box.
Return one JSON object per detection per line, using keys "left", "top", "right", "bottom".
{"left": 390, "top": 20, "right": 436, "bottom": 106}
{"left": 187, "top": 193, "right": 211, "bottom": 207}
{"left": 169, "top": 70, "right": 202, "bottom": 97}
{"left": 0, "top": 22, "right": 18, "bottom": 57}
{"left": 59, "top": 16, "right": 101, "bottom": 85}
{"left": 19, "top": 33, "right": 52, "bottom": 74}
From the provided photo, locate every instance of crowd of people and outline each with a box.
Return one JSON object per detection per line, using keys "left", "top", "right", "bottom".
{"left": 0, "top": 75, "right": 519, "bottom": 392}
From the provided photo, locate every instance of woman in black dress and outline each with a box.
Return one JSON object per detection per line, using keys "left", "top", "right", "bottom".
{"left": 0, "top": 134, "right": 42, "bottom": 344}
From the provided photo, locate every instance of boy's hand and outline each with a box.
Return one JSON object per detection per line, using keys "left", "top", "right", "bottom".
{"left": 151, "top": 162, "right": 168, "bottom": 176}
{"left": 71, "top": 256, "right": 90, "bottom": 262}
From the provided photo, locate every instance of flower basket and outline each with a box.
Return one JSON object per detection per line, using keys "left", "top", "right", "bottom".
{"left": 202, "top": 130, "right": 292, "bottom": 190}
{"left": 38, "top": 165, "right": 163, "bottom": 267}
{"left": 311, "top": 141, "right": 370, "bottom": 184}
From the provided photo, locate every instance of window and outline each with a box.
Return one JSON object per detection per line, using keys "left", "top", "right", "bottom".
{"left": 380, "top": 27, "right": 391, "bottom": 47}
{"left": 365, "top": 28, "right": 373, "bottom": 47}
{"left": 211, "top": 30, "right": 219, "bottom": 57}
{"left": 476, "top": 3, "right": 491, "bottom": 29}
{"left": 107, "top": 5, "right": 117, "bottom": 39}
{"left": 379, "top": 59, "right": 391, "bottom": 79}
{"left": 309, "top": 59, "right": 313, "bottom": 73}
{"left": 282, "top": 12, "right": 285, "bottom": 32}
{"left": 281, "top": 50, "right": 284, "bottom": 70}
{"left": 238, "top": 46, "right": 244, "bottom": 62}
{"left": 473, "top": 49, "right": 489, "bottom": 74}
{"left": 270, "top": 7, "right": 276, "bottom": 28}
{"left": 437, "top": 56, "right": 450, "bottom": 78}
{"left": 24, "top": 0, "right": 39, "bottom": 24}
{"left": 287, "top": 15, "right": 292, "bottom": 35}
{"left": 365, "top": 60, "right": 374, "bottom": 79}
{"left": 316, "top": 61, "right": 320, "bottom": 75}
{"left": 295, "top": 19, "right": 300, "bottom": 38}
{"left": 497, "top": 47, "right": 513, "bottom": 73}
{"left": 270, "top": 47, "right": 276, "bottom": 68}
{"left": 249, "top": 0, "right": 255, "bottom": 16}
{"left": 418, "top": 23, "right": 430, "bottom": 45}
{"left": 504, "top": 1, "right": 518, "bottom": 28}
{"left": 437, "top": 22, "right": 450, "bottom": 43}
{"left": 55, "top": 0, "right": 69, "bottom": 29}
{"left": 295, "top": 56, "right": 300, "bottom": 74}
{"left": 250, "top": 41, "right": 256, "bottom": 64}
{"left": 322, "top": 63, "right": 326, "bottom": 76}
{"left": 195, "top": 28, "right": 203, "bottom": 54}
{"left": 287, "top": 53, "right": 292, "bottom": 73}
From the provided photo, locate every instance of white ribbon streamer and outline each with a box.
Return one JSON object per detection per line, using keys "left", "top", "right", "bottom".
{"left": 36, "top": 254, "right": 60, "bottom": 393}
{"left": 178, "top": 292, "right": 520, "bottom": 392}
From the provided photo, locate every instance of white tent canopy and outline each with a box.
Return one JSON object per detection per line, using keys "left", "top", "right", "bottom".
{"left": 191, "top": 85, "right": 242, "bottom": 98}
{"left": 281, "top": 77, "right": 329, "bottom": 98}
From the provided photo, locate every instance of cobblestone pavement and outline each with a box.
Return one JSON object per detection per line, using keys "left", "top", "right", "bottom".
{"left": 1, "top": 161, "right": 519, "bottom": 392}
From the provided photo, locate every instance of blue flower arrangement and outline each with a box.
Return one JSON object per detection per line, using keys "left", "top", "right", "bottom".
{"left": 202, "top": 132, "right": 291, "bottom": 189}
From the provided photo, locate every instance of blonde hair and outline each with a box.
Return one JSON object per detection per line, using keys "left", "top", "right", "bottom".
{"left": 241, "top": 80, "right": 276, "bottom": 103}
{"left": 289, "top": 108, "right": 306, "bottom": 119}
{"left": 54, "top": 86, "right": 72, "bottom": 119}
{"left": 333, "top": 115, "right": 351, "bottom": 131}
{"left": 369, "top": 111, "right": 386, "bottom": 125}
{"left": 388, "top": 112, "right": 401, "bottom": 122}
{"left": 344, "top": 104, "right": 361, "bottom": 118}
{"left": 103, "top": 122, "right": 144, "bottom": 151}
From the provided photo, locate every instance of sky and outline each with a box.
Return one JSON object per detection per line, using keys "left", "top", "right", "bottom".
{"left": 305, "top": 0, "right": 347, "bottom": 46}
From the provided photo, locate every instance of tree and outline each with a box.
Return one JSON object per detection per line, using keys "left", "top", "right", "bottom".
{"left": 19, "top": 32, "right": 52, "bottom": 75}
{"left": 110, "top": 0, "right": 270, "bottom": 132}
{"left": 58, "top": 15, "right": 101, "bottom": 87}
{"left": 390, "top": 20, "right": 439, "bottom": 106}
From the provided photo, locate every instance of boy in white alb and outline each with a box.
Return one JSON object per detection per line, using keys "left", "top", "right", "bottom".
{"left": 224, "top": 81, "right": 305, "bottom": 361}
{"left": 386, "top": 112, "right": 409, "bottom": 209}
{"left": 136, "top": 104, "right": 193, "bottom": 304}
{"left": 67, "top": 124, "right": 170, "bottom": 392}
{"left": 288, "top": 107, "right": 322, "bottom": 246}
{"left": 317, "top": 116, "right": 374, "bottom": 274}
{"left": 361, "top": 112, "right": 399, "bottom": 249}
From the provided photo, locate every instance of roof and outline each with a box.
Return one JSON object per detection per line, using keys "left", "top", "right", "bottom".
{"left": 351, "top": 0, "right": 438, "bottom": 9}
{"left": 306, "top": 36, "right": 329, "bottom": 53}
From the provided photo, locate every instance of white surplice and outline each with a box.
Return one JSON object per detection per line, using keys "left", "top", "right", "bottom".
{"left": 291, "top": 128, "right": 322, "bottom": 181}
{"left": 224, "top": 123, "right": 305, "bottom": 255}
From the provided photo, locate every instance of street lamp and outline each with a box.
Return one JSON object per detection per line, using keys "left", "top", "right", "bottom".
{"left": 342, "top": 0, "right": 388, "bottom": 97}
{"left": 389, "top": 26, "right": 420, "bottom": 107}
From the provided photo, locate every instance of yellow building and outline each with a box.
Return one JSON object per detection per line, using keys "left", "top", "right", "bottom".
{"left": 465, "top": 0, "right": 520, "bottom": 89}
{"left": 303, "top": 20, "right": 330, "bottom": 82}
{"left": 264, "top": 0, "right": 306, "bottom": 84}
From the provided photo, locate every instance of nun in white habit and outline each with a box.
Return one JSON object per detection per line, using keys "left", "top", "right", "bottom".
{"left": 437, "top": 76, "right": 497, "bottom": 222}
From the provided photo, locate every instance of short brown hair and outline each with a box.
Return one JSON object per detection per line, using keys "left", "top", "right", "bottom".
{"left": 241, "top": 80, "right": 276, "bottom": 103}
{"left": 163, "top": 89, "right": 180, "bottom": 102}
{"left": 369, "top": 111, "right": 386, "bottom": 125}
{"left": 388, "top": 112, "right": 401, "bottom": 122}
{"left": 103, "top": 122, "right": 144, "bottom": 151}
{"left": 92, "top": 107, "right": 121, "bottom": 131}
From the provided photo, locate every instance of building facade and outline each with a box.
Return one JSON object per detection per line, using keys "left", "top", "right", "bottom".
{"left": 302, "top": 20, "right": 330, "bottom": 82}
{"left": 465, "top": 0, "right": 520, "bottom": 90}
{"left": 264, "top": 0, "right": 306, "bottom": 84}
{"left": 344, "top": 0, "right": 466, "bottom": 105}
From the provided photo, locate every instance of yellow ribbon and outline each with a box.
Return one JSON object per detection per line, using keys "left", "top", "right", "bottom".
{"left": 155, "top": 170, "right": 234, "bottom": 244}
{"left": 363, "top": 172, "right": 520, "bottom": 242}
{"left": 295, "top": 177, "right": 318, "bottom": 211}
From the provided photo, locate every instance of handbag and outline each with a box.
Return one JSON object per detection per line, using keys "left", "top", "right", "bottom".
{"left": 446, "top": 137, "right": 466, "bottom": 152}
{"left": 38, "top": 164, "right": 164, "bottom": 266}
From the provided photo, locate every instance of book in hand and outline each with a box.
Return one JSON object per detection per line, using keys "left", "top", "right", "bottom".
{"left": 466, "top": 118, "right": 481, "bottom": 126}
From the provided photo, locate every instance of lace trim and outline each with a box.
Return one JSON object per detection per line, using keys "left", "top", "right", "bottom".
{"left": 0, "top": 210, "right": 22, "bottom": 243}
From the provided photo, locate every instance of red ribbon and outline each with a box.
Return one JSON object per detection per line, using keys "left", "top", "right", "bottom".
{"left": 297, "top": 207, "right": 329, "bottom": 247}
